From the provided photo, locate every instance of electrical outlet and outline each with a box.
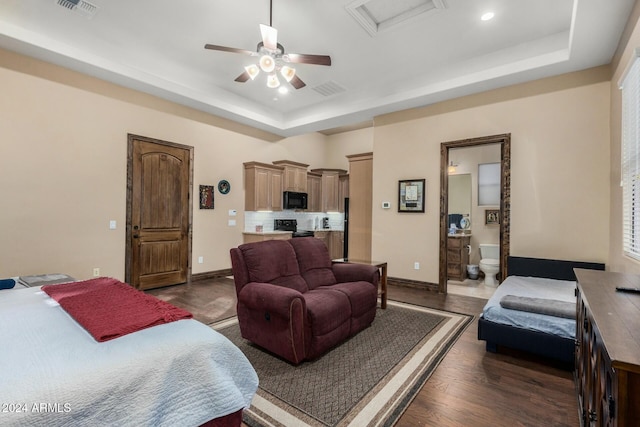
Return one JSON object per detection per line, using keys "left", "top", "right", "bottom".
{"left": 198, "top": 256, "right": 204, "bottom": 264}
{"left": 414, "top": 262, "right": 420, "bottom": 270}
{"left": 93, "top": 268, "right": 100, "bottom": 277}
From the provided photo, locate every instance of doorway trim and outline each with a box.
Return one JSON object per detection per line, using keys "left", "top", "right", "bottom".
{"left": 439, "top": 133, "right": 511, "bottom": 293}
{"left": 125, "top": 134, "right": 194, "bottom": 287}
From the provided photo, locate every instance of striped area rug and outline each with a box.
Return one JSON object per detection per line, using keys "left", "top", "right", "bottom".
{"left": 213, "top": 301, "right": 472, "bottom": 427}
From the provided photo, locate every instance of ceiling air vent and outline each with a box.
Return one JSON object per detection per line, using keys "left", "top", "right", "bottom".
{"left": 55, "top": 0, "right": 98, "bottom": 18}
{"left": 312, "top": 81, "right": 347, "bottom": 97}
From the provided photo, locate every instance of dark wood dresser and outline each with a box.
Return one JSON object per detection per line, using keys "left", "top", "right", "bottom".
{"left": 574, "top": 269, "right": 640, "bottom": 426}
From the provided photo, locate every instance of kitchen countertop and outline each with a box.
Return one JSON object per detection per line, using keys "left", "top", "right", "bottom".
{"left": 243, "top": 229, "right": 344, "bottom": 235}
{"left": 242, "top": 231, "right": 292, "bottom": 235}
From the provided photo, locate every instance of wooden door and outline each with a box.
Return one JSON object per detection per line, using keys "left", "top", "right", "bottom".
{"left": 126, "top": 135, "right": 192, "bottom": 290}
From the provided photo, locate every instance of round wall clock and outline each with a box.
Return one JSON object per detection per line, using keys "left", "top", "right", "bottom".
{"left": 218, "top": 180, "right": 231, "bottom": 194}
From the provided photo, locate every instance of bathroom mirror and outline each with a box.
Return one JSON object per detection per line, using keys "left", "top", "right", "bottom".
{"left": 448, "top": 173, "right": 471, "bottom": 229}
{"left": 439, "top": 134, "right": 511, "bottom": 293}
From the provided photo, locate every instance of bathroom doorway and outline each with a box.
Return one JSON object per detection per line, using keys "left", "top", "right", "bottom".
{"left": 438, "top": 134, "right": 511, "bottom": 294}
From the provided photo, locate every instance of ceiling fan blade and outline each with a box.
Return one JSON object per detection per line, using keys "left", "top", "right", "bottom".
{"left": 260, "top": 24, "right": 278, "bottom": 50}
{"left": 284, "top": 53, "right": 331, "bottom": 66}
{"left": 204, "top": 44, "right": 255, "bottom": 56}
{"left": 290, "top": 75, "right": 306, "bottom": 89}
{"left": 234, "top": 71, "right": 250, "bottom": 83}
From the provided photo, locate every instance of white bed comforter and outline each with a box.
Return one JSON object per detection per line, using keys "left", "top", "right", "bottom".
{"left": 0, "top": 287, "right": 258, "bottom": 427}
{"left": 481, "top": 275, "right": 577, "bottom": 339}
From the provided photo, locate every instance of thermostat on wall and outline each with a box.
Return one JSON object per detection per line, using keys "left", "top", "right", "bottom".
{"left": 382, "top": 201, "right": 391, "bottom": 209}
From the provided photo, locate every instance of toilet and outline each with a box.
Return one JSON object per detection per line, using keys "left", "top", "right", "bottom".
{"left": 479, "top": 244, "right": 500, "bottom": 286}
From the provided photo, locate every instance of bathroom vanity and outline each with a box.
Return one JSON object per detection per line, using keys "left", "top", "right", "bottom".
{"left": 447, "top": 234, "right": 471, "bottom": 281}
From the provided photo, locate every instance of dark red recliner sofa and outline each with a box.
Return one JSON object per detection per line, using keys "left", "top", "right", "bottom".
{"left": 230, "top": 237, "right": 379, "bottom": 364}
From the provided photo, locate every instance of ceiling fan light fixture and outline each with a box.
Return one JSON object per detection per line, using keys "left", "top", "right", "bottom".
{"left": 267, "top": 73, "right": 281, "bottom": 88}
{"left": 259, "top": 55, "right": 275, "bottom": 72}
{"left": 280, "top": 65, "right": 296, "bottom": 82}
{"left": 245, "top": 64, "right": 260, "bottom": 80}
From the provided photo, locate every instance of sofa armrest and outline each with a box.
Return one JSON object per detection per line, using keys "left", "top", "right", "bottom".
{"left": 332, "top": 263, "right": 379, "bottom": 286}
{"left": 238, "top": 282, "right": 306, "bottom": 316}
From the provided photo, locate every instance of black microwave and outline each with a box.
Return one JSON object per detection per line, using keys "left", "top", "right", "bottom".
{"left": 283, "top": 191, "right": 308, "bottom": 210}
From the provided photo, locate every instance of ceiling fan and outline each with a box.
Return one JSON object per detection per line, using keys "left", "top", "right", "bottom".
{"left": 204, "top": 0, "right": 331, "bottom": 90}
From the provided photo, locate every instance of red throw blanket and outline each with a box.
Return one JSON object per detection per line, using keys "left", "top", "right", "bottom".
{"left": 43, "top": 277, "right": 192, "bottom": 342}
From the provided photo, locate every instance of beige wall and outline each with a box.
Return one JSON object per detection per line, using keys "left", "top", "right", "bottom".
{"left": 371, "top": 68, "right": 611, "bottom": 283}
{"left": 0, "top": 49, "right": 330, "bottom": 280}
{"left": 0, "top": 45, "right": 618, "bottom": 285}
{"left": 609, "top": 2, "right": 640, "bottom": 274}
{"left": 324, "top": 127, "right": 374, "bottom": 170}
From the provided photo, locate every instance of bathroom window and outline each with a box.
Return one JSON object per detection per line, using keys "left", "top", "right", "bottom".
{"left": 621, "top": 53, "right": 640, "bottom": 261}
{"left": 478, "top": 162, "right": 500, "bottom": 206}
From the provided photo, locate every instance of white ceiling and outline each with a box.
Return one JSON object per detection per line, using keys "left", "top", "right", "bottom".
{"left": 0, "top": 0, "right": 634, "bottom": 136}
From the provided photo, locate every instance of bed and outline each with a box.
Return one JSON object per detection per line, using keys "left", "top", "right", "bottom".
{"left": 1, "top": 278, "right": 258, "bottom": 427}
{"left": 477, "top": 256, "right": 605, "bottom": 365}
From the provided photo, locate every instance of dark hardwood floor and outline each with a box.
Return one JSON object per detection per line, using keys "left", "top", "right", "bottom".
{"left": 148, "top": 278, "right": 579, "bottom": 427}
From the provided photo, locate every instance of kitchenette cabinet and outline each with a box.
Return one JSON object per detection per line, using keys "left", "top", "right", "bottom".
{"left": 244, "top": 162, "right": 284, "bottom": 211}
{"left": 339, "top": 174, "right": 349, "bottom": 213}
{"left": 311, "top": 168, "right": 346, "bottom": 213}
{"left": 347, "top": 153, "right": 373, "bottom": 261}
{"left": 315, "top": 230, "right": 344, "bottom": 260}
{"left": 242, "top": 231, "right": 292, "bottom": 244}
{"left": 307, "top": 172, "right": 322, "bottom": 212}
{"left": 273, "top": 160, "right": 309, "bottom": 193}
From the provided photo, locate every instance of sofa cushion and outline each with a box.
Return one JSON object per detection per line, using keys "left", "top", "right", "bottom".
{"left": 325, "top": 281, "right": 377, "bottom": 318}
{"left": 302, "top": 289, "right": 351, "bottom": 336}
{"left": 289, "top": 237, "right": 337, "bottom": 289}
{"left": 239, "top": 240, "right": 308, "bottom": 293}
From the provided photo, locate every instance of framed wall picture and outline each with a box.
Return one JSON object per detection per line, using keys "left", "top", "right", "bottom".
{"left": 485, "top": 209, "right": 500, "bottom": 225}
{"left": 199, "top": 185, "right": 214, "bottom": 209}
{"left": 398, "top": 179, "right": 425, "bottom": 213}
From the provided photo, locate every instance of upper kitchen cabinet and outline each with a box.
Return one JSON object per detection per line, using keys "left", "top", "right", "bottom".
{"left": 244, "top": 162, "right": 284, "bottom": 211}
{"left": 311, "top": 169, "right": 347, "bottom": 213}
{"left": 339, "top": 174, "right": 349, "bottom": 213}
{"left": 307, "top": 172, "right": 322, "bottom": 212}
{"left": 273, "top": 160, "right": 309, "bottom": 193}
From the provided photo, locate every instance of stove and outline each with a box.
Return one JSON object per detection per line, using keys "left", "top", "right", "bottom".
{"left": 274, "top": 219, "right": 315, "bottom": 238}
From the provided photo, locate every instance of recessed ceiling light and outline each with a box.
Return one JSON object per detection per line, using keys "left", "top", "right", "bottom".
{"left": 481, "top": 12, "right": 494, "bottom": 21}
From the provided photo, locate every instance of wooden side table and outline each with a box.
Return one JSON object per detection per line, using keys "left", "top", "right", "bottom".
{"left": 333, "top": 259, "right": 388, "bottom": 309}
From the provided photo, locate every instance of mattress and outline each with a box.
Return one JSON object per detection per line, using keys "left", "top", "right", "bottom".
{"left": 481, "top": 275, "right": 577, "bottom": 340}
{"left": 1, "top": 286, "right": 258, "bottom": 427}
